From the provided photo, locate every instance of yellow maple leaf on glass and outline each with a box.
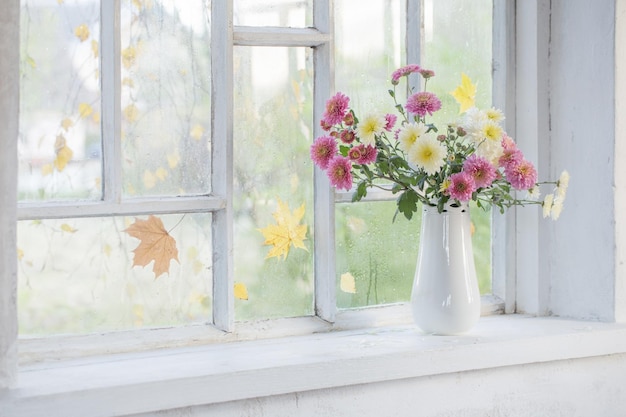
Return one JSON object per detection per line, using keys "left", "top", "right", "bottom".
{"left": 155, "top": 167, "right": 168, "bottom": 181}
{"left": 167, "top": 149, "right": 180, "bottom": 169}
{"left": 41, "top": 163, "right": 53, "bottom": 176}
{"left": 123, "top": 103, "right": 139, "bottom": 122}
{"left": 60, "top": 223, "right": 77, "bottom": 233}
{"left": 234, "top": 282, "right": 249, "bottom": 300}
{"left": 143, "top": 170, "right": 157, "bottom": 189}
{"left": 122, "top": 77, "right": 135, "bottom": 88}
{"left": 122, "top": 46, "right": 137, "bottom": 69}
{"left": 450, "top": 73, "right": 477, "bottom": 114}
{"left": 78, "top": 102, "right": 93, "bottom": 119}
{"left": 53, "top": 134, "right": 73, "bottom": 172}
{"left": 124, "top": 215, "right": 180, "bottom": 279}
{"left": 340, "top": 272, "right": 357, "bottom": 294}
{"left": 91, "top": 40, "right": 99, "bottom": 58}
{"left": 258, "top": 199, "right": 308, "bottom": 260}
{"left": 74, "top": 24, "right": 89, "bottom": 42}
{"left": 61, "top": 118, "right": 73, "bottom": 131}
{"left": 190, "top": 124, "right": 204, "bottom": 141}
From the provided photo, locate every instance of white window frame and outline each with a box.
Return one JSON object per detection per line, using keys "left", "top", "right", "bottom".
{"left": 1, "top": 0, "right": 513, "bottom": 379}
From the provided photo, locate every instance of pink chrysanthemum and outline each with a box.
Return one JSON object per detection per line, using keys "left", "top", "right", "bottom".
{"left": 322, "top": 92, "right": 350, "bottom": 125}
{"left": 347, "top": 144, "right": 377, "bottom": 165}
{"left": 358, "top": 144, "right": 377, "bottom": 165}
{"left": 505, "top": 159, "right": 537, "bottom": 190}
{"left": 320, "top": 119, "right": 333, "bottom": 131}
{"left": 463, "top": 154, "right": 497, "bottom": 189}
{"left": 498, "top": 135, "right": 523, "bottom": 169}
{"left": 384, "top": 114, "right": 397, "bottom": 131}
{"left": 499, "top": 147, "right": 524, "bottom": 171}
{"left": 501, "top": 134, "right": 516, "bottom": 150}
{"left": 391, "top": 64, "right": 421, "bottom": 85}
{"left": 327, "top": 156, "right": 353, "bottom": 191}
{"left": 340, "top": 129, "right": 356, "bottom": 144}
{"left": 310, "top": 136, "right": 338, "bottom": 170}
{"left": 406, "top": 92, "right": 442, "bottom": 117}
{"left": 348, "top": 146, "right": 362, "bottom": 162}
{"left": 448, "top": 172, "right": 476, "bottom": 202}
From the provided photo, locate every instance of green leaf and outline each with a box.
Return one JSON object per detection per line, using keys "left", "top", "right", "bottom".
{"left": 352, "top": 181, "right": 368, "bottom": 202}
{"left": 397, "top": 189, "right": 419, "bottom": 220}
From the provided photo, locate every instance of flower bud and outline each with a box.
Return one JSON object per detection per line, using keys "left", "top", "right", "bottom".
{"left": 343, "top": 112, "right": 355, "bottom": 126}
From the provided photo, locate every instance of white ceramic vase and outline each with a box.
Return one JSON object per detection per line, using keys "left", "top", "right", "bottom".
{"left": 410, "top": 203, "right": 481, "bottom": 335}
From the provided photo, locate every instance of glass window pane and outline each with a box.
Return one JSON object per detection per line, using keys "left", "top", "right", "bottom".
{"left": 336, "top": 201, "right": 420, "bottom": 309}
{"left": 234, "top": 0, "right": 312, "bottom": 27}
{"left": 121, "top": 1, "right": 211, "bottom": 198}
{"left": 233, "top": 46, "right": 314, "bottom": 321}
{"left": 335, "top": 0, "right": 406, "bottom": 112}
{"left": 19, "top": 0, "right": 102, "bottom": 202}
{"left": 423, "top": 0, "right": 493, "bottom": 123}
{"left": 18, "top": 213, "right": 213, "bottom": 336}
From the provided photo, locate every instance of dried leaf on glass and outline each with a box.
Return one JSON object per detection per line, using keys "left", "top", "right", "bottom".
{"left": 124, "top": 215, "right": 180, "bottom": 278}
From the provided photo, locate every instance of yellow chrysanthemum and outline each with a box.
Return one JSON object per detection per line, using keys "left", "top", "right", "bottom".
{"left": 356, "top": 114, "right": 386, "bottom": 146}
{"left": 482, "top": 121, "right": 503, "bottom": 142}
{"left": 408, "top": 133, "right": 446, "bottom": 175}
{"left": 439, "top": 178, "right": 452, "bottom": 193}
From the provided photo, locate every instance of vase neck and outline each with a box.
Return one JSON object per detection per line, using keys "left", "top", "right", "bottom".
{"left": 423, "top": 202, "right": 469, "bottom": 214}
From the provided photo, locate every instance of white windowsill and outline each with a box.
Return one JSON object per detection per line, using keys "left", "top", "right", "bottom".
{"left": 3, "top": 314, "right": 626, "bottom": 417}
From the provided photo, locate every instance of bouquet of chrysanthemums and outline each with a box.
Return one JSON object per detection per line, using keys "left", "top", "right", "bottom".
{"left": 310, "top": 64, "right": 569, "bottom": 220}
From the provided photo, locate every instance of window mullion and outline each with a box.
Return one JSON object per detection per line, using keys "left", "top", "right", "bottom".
{"left": 16, "top": 196, "right": 226, "bottom": 220}
{"left": 492, "top": 0, "right": 516, "bottom": 313}
{"left": 313, "top": 0, "right": 336, "bottom": 323}
{"left": 211, "top": 0, "right": 235, "bottom": 332}
{"left": 100, "top": 0, "right": 122, "bottom": 204}
{"left": 406, "top": 0, "right": 422, "bottom": 77}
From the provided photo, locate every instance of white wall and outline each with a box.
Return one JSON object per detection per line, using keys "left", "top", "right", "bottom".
{"left": 546, "top": 0, "right": 618, "bottom": 321}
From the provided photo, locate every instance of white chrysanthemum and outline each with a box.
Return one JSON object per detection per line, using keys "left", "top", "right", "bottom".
{"left": 356, "top": 114, "right": 386, "bottom": 146}
{"left": 461, "top": 107, "right": 487, "bottom": 141}
{"left": 542, "top": 194, "right": 554, "bottom": 218}
{"left": 474, "top": 138, "right": 504, "bottom": 166}
{"left": 408, "top": 133, "right": 446, "bottom": 175}
{"left": 397, "top": 122, "right": 427, "bottom": 153}
{"left": 551, "top": 197, "right": 564, "bottom": 220}
{"left": 485, "top": 107, "right": 505, "bottom": 123}
{"left": 527, "top": 186, "right": 541, "bottom": 200}
{"left": 557, "top": 170, "right": 570, "bottom": 199}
